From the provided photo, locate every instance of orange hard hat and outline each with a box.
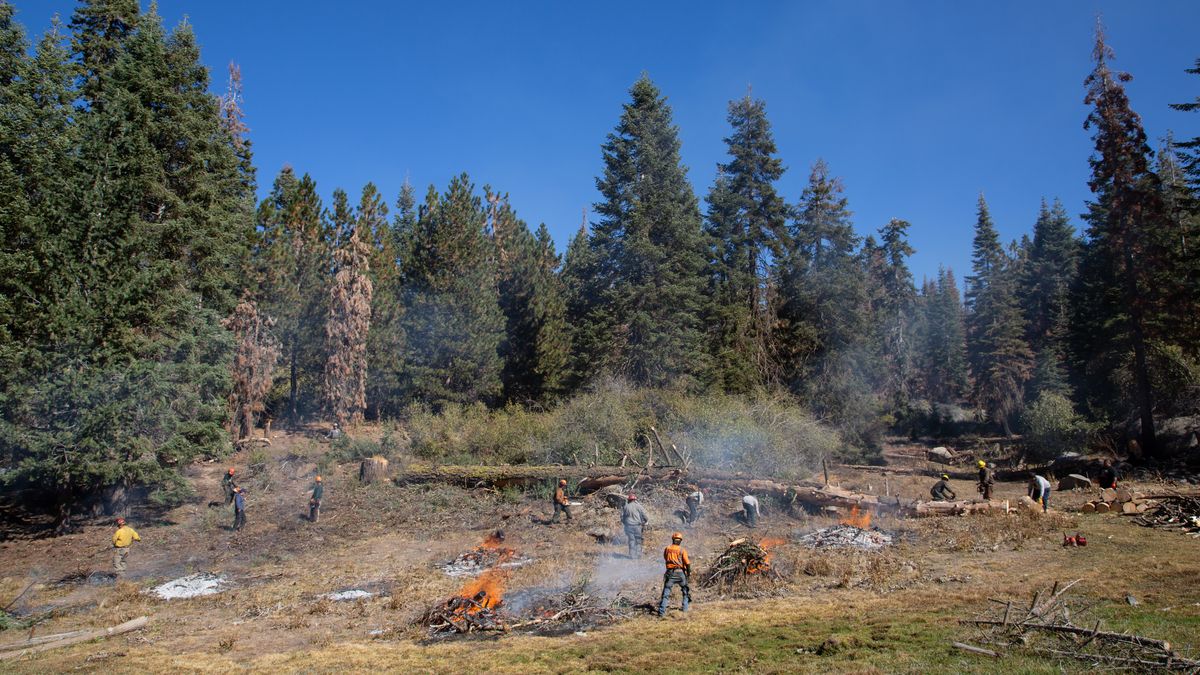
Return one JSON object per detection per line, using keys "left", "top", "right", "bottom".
{"left": 626, "top": 494, "right": 636, "bottom": 501}
{"left": 228, "top": 467, "right": 235, "bottom": 474}
{"left": 671, "top": 531, "right": 683, "bottom": 541}
{"left": 116, "top": 517, "right": 126, "bottom": 525}
{"left": 315, "top": 475, "right": 322, "bottom": 482}
{"left": 559, "top": 479, "right": 567, "bottom": 485}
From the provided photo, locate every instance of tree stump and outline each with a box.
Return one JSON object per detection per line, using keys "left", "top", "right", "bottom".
{"left": 1080, "top": 502, "right": 1096, "bottom": 513}
{"left": 359, "top": 456, "right": 390, "bottom": 484}
{"left": 1094, "top": 501, "right": 1111, "bottom": 513}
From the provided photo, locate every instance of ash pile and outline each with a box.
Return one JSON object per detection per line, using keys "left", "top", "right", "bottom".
{"left": 797, "top": 525, "right": 894, "bottom": 551}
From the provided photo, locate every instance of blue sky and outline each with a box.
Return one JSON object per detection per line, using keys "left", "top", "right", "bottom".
{"left": 16, "top": 1, "right": 1200, "bottom": 284}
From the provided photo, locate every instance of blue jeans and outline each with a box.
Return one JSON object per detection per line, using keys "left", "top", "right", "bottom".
{"left": 1031, "top": 488, "right": 1050, "bottom": 512}
{"left": 658, "top": 569, "right": 690, "bottom": 615}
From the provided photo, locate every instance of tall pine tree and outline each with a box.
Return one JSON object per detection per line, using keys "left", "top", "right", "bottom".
{"left": 704, "top": 95, "right": 789, "bottom": 392}
{"left": 1021, "top": 199, "right": 1078, "bottom": 399}
{"left": 577, "top": 75, "right": 710, "bottom": 387}
{"left": 324, "top": 189, "right": 372, "bottom": 426}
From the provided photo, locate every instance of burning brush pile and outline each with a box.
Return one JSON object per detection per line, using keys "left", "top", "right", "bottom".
{"left": 797, "top": 506, "right": 894, "bottom": 552}
{"left": 442, "top": 530, "right": 532, "bottom": 578}
{"left": 699, "top": 538, "right": 786, "bottom": 591}
{"left": 422, "top": 533, "right": 637, "bottom": 636}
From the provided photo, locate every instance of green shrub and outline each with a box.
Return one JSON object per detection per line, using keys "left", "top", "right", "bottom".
{"left": 1021, "top": 391, "right": 1093, "bottom": 461}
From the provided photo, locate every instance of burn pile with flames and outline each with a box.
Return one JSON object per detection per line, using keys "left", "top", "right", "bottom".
{"left": 699, "top": 537, "right": 786, "bottom": 591}
{"left": 797, "top": 506, "right": 895, "bottom": 551}
{"left": 441, "top": 530, "right": 532, "bottom": 578}
{"left": 422, "top": 532, "right": 636, "bottom": 636}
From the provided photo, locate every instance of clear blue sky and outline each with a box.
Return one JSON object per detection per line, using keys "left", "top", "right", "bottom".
{"left": 16, "top": 1, "right": 1200, "bottom": 284}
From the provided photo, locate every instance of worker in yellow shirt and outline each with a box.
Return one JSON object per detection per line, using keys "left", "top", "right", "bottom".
{"left": 112, "top": 517, "right": 141, "bottom": 573}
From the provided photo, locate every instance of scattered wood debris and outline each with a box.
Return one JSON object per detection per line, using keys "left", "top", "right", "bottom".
{"left": 0, "top": 616, "right": 149, "bottom": 661}
{"left": 1132, "top": 495, "right": 1200, "bottom": 536}
{"left": 957, "top": 581, "right": 1200, "bottom": 670}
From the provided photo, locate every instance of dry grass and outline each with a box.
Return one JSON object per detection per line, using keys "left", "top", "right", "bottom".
{"left": 2, "top": 432, "right": 1199, "bottom": 673}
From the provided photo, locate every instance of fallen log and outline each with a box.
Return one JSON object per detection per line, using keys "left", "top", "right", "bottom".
{"left": 0, "top": 629, "right": 88, "bottom": 651}
{"left": 916, "top": 500, "right": 1010, "bottom": 517}
{"left": 0, "top": 616, "right": 148, "bottom": 661}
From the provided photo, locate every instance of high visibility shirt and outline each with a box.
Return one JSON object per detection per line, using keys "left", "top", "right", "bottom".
{"left": 664, "top": 544, "right": 690, "bottom": 570}
{"left": 112, "top": 525, "right": 140, "bottom": 548}
{"left": 554, "top": 486, "right": 567, "bottom": 505}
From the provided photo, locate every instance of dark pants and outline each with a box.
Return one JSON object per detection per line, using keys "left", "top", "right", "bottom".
{"left": 744, "top": 504, "right": 757, "bottom": 528}
{"left": 658, "top": 569, "right": 690, "bottom": 615}
{"left": 224, "top": 489, "right": 233, "bottom": 506}
{"left": 980, "top": 484, "right": 993, "bottom": 500}
{"left": 686, "top": 498, "right": 700, "bottom": 523}
{"left": 233, "top": 508, "right": 246, "bottom": 530}
{"left": 625, "top": 525, "right": 643, "bottom": 558}
{"left": 1031, "top": 488, "right": 1050, "bottom": 512}
{"left": 309, "top": 499, "right": 321, "bottom": 522}
{"left": 551, "top": 501, "right": 572, "bottom": 523}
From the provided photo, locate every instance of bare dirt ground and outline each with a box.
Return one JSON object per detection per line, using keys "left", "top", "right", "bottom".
{"left": 2, "top": 430, "right": 1199, "bottom": 673}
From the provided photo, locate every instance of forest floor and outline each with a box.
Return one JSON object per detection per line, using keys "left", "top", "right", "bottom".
{"left": 1, "top": 429, "right": 1199, "bottom": 673}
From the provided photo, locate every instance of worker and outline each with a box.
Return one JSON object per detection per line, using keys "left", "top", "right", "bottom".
{"left": 233, "top": 486, "right": 247, "bottom": 530}
{"left": 309, "top": 476, "right": 323, "bottom": 522}
{"left": 222, "top": 467, "right": 237, "bottom": 505}
{"left": 111, "top": 517, "right": 140, "bottom": 573}
{"left": 328, "top": 422, "right": 342, "bottom": 440}
{"left": 622, "top": 493, "right": 649, "bottom": 559}
{"left": 1028, "top": 474, "right": 1051, "bottom": 512}
{"left": 657, "top": 532, "right": 691, "bottom": 617}
{"left": 742, "top": 494, "right": 760, "bottom": 528}
{"left": 977, "top": 460, "right": 995, "bottom": 500}
{"left": 1097, "top": 459, "right": 1118, "bottom": 490}
{"left": 930, "top": 474, "right": 956, "bottom": 501}
{"left": 685, "top": 487, "right": 703, "bottom": 524}
{"left": 550, "top": 479, "right": 572, "bottom": 524}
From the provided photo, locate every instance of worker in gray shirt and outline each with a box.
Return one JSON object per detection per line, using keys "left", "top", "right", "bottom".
{"left": 621, "top": 493, "right": 649, "bottom": 559}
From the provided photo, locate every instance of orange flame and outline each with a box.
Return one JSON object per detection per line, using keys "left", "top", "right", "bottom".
{"left": 454, "top": 568, "right": 508, "bottom": 612}
{"left": 840, "top": 505, "right": 871, "bottom": 529}
{"left": 747, "top": 538, "right": 787, "bottom": 574}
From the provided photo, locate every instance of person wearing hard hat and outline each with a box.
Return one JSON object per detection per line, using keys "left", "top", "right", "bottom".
{"left": 621, "top": 493, "right": 649, "bottom": 559}
{"left": 550, "top": 478, "right": 572, "bottom": 524}
{"left": 222, "top": 467, "right": 238, "bottom": 506}
{"left": 309, "top": 476, "right": 324, "bottom": 522}
{"left": 930, "top": 474, "right": 957, "bottom": 501}
{"left": 976, "top": 460, "right": 995, "bottom": 500}
{"left": 111, "top": 517, "right": 140, "bottom": 573}
{"left": 657, "top": 532, "right": 691, "bottom": 617}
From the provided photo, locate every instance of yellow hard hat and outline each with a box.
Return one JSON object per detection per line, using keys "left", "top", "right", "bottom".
{"left": 941, "top": 473, "right": 950, "bottom": 480}
{"left": 977, "top": 460, "right": 986, "bottom": 468}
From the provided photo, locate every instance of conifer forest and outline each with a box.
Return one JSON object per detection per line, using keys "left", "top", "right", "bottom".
{"left": 1, "top": 0, "right": 1199, "bottom": 522}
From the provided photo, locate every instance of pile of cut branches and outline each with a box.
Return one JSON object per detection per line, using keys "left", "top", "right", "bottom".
{"left": 955, "top": 580, "right": 1199, "bottom": 670}
{"left": 508, "top": 591, "right": 640, "bottom": 633}
{"left": 418, "top": 593, "right": 504, "bottom": 634}
{"left": 1133, "top": 495, "right": 1200, "bottom": 536}
{"left": 699, "top": 538, "right": 779, "bottom": 590}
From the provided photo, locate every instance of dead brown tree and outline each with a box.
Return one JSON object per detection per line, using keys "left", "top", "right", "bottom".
{"left": 324, "top": 219, "right": 373, "bottom": 427}
{"left": 223, "top": 297, "right": 280, "bottom": 441}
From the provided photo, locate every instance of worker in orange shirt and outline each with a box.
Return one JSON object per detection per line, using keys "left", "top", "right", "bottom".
{"left": 550, "top": 478, "right": 572, "bottom": 524}
{"left": 657, "top": 532, "right": 691, "bottom": 617}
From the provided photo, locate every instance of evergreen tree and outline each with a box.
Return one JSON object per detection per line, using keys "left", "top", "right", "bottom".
{"left": 1074, "top": 26, "right": 1170, "bottom": 455}
{"left": 489, "top": 190, "right": 570, "bottom": 403}
{"left": 560, "top": 219, "right": 603, "bottom": 390}
{"left": 324, "top": 189, "right": 373, "bottom": 426}
{"left": 775, "top": 160, "right": 867, "bottom": 400}
{"left": 255, "top": 169, "right": 330, "bottom": 422}
{"left": 1153, "top": 136, "right": 1200, "bottom": 355}
{"left": 578, "top": 75, "right": 710, "bottom": 387}
{"left": 399, "top": 175, "right": 503, "bottom": 406}
{"left": 2, "top": 3, "right": 252, "bottom": 523}
{"left": 357, "top": 182, "right": 404, "bottom": 419}
{"left": 866, "top": 219, "right": 919, "bottom": 408}
{"left": 704, "top": 95, "right": 789, "bottom": 392}
{"left": 1169, "top": 57, "right": 1200, "bottom": 190}
{"left": 920, "top": 267, "right": 968, "bottom": 402}
{"left": 966, "top": 196, "right": 1033, "bottom": 432}
{"left": 1021, "top": 199, "right": 1079, "bottom": 398}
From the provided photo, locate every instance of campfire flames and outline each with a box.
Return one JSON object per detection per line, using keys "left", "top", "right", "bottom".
{"left": 748, "top": 538, "right": 787, "bottom": 574}
{"left": 425, "top": 533, "right": 516, "bottom": 633}
{"left": 454, "top": 568, "right": 507, "bottom": 612}
{"left": 840, "top": 505, "right": 872, "bottom": 529}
